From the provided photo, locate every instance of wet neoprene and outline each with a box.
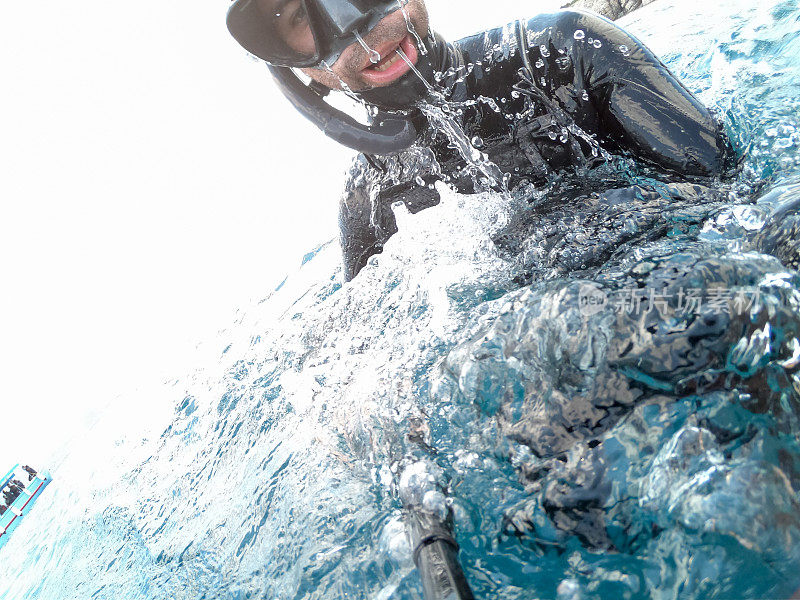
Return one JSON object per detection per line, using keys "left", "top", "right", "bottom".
{"left": 338, "top": 10, "right": 736, "bottom": 280}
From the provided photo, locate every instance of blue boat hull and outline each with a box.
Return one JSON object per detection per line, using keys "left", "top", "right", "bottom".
{"left": 0, "top": 465, "right": 52, "bottom": 548}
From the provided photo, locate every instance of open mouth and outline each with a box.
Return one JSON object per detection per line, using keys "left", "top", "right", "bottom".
{"left": 360, "top": 35, "right": 419, "bottom": 86}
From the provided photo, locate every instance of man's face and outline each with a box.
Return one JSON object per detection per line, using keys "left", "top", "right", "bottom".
{"left": 255, "top": 0, "right": 430, "bottom": 92}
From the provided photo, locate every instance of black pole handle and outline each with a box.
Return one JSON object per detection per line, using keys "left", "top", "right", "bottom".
{"left": 406, "top": 508, "right": 476, "bottom": 600}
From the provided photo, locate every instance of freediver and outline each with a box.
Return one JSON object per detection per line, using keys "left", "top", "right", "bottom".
{"left": 225, "top": 2, "right": 741, "bottom": 597}
{"left": 226, "top": 0, "right": 736, "bottom": 281}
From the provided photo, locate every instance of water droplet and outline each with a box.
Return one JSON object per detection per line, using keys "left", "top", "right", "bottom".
{"left": 415, "top": 176, "right": 425, "bottom": 186}
{"left": 593, "top": 39, "right": 602, "bottom": 49}
{"left": 354, "top": 31, "right": 381, "bottom": 64}
{"left": 582, "top": 90, "right": 590, "bottom": 101}
{"left": 555, "top": 56, "right": 571, "bottom": 71}
{"left": 535, "top": 58, "right": 544, "bottom": 69}
{"left": 619, "top": 44, "right": 630, "bottom": 56}
{"left": 397, "top": 0, "right": 427, "bottom": 56}
{"left": 573, "top": 29, "right": 585, "bottom": 41}
{"left": 540, "top": 44, "right": 551, "bottom": 58}
{"left": 471, "top": 136, "right": 484, "bottom": 148}
{"left": 540, "top": 77, "right": 547, "bottom": 86}
{"left": 548, "top": 130, "right": 558, "bottom": 140}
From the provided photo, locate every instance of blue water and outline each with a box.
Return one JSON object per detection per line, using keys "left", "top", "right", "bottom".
{"left": 3, "top": 1, "right": 800, "bottom": 598}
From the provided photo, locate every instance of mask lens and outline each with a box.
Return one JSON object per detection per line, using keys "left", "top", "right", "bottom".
{"left": 227, "top": 0, "right": 319, "bottom": 66}
{"left": 257, "top": 0, "right": 316, "bottom": 58}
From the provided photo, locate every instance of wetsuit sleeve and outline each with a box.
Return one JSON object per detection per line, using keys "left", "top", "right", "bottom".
{"left": 537, "top": 11, "right": 732, "bottom": 176}
{"left": 339, "top": 156, "right": 384, "bottom": 282}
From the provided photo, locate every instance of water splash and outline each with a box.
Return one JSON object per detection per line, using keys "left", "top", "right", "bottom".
{"left": 397, "top": 0, "right": 427, "bottom": 56}
{"left": 395, "top": 46, "right": 508, "bottom": 191}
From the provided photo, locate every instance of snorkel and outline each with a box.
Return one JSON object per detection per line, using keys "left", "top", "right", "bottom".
{"left": 227, "top": 0, "right": 441, "bottom": 155}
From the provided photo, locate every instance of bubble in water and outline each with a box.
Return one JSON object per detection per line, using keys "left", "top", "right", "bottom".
{"left": 471, "top": 136, "right": 484, "bottom": 148}
{"left": 619, "top": 44, "right": 630, "bottom": 56}
{"left": 535, "top": 58, "right": 545, "bottom": 69}
{"left": 422, "top": 490, "right": 448, "bottom": 521}
{"left": 398, "top": 462, "right": 439, "bottom": 508}
{"left": 378, "top": 514, "right": 412, "bottom": 563}
{"left": 557, "top": 578, "right": 583, "bottom": 600}
{"left": 573, "top": 29, "right": 586, "bottom": 41}
{"left": 593, "top": 39, "right": 602, "bottom": 49}
{"left": 540, "top": 44, "right": 551, "bottom": 57}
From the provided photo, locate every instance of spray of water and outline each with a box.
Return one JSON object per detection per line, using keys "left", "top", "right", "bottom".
{"left": 395, "top": 47, "right": 509, "bottom": 192}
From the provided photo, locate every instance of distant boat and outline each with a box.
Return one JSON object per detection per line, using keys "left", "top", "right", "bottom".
{"left": 0, "top": 464, "right": 52, "bottom": 549}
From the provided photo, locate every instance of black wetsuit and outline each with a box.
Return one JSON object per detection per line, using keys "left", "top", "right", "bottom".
{"left": 339, "top": 10, "right": 734, "bottom": 280}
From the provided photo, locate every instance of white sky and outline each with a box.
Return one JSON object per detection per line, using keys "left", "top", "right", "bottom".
{"left": 0, "top": 0, "right": 559, "bottom": 467}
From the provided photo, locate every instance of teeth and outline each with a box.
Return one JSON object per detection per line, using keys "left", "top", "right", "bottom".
{"left": 373, "top": 52, "right": 402, "bottom": 72}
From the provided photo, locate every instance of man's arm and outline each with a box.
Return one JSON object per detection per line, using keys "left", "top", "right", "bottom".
{"left": 555, "top": 10, "right": 734, "bottom": 176}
